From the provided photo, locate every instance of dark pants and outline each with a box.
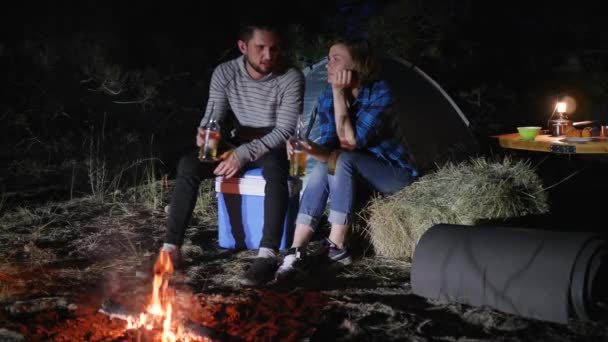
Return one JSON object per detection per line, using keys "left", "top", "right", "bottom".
{"left": 164, "top": 147, "right": 290, "bottom": 251}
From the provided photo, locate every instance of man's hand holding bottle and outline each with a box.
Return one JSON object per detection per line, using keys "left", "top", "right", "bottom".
{"left": 196, "top": 126, "right": 240, "bottom": 178}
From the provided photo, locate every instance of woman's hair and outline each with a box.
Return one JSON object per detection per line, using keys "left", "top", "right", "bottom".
{"left": 331, "top": 36, "right": 381, "bottom": 85}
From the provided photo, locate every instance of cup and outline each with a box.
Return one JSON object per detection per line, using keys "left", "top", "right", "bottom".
{"left": 289, "top": 149, "right": 307, "bottom": 177}
{"left": 601, "top": 126, "right": 608, "bottom": 138}
{"left": 288, "top": 139, "right": 307, "bottom": 178}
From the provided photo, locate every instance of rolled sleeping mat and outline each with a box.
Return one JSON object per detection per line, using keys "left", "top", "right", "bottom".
{"left": 411, "top": 224, "right": 607, "bottom": 324}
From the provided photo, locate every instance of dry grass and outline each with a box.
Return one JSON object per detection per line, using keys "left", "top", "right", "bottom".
{"left": 0, "top": 282, "right": 26, "bottom": 302}
{"left": 0, "top": 264, "right": 27, "bottom": 301}
{"left": 366, "top": 157, "right": 550, "bottom": 259}
{"left": 0, "top": 157, "right": 220, "bottom": 301}
{"left": 137, "top": 164, "right": 166, "bottom": 211}
{"left": 0, "top": 195, "right": 166, "bottom": 299}
{"left": 342, "top": 256, "right": 411, "bottom": 281}
{"left": 186, "top": 255, "right": 251, "bottom": 290}
{"left": 193, "top": 179, "right": 217, "bottom": 225}
{"left": 113, "top": 157, "right": 167, "bottom": 210}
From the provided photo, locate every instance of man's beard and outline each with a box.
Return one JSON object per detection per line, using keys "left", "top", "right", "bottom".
{"left": 244, "top": 56, "right": 272, "bottom": 75}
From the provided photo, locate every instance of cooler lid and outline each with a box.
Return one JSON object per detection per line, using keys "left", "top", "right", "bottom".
{"left": 215, "top": 168, "right": 266, "bottom": 196}
{"left": 215, "top": 168, "right": 302, "bottom": 197}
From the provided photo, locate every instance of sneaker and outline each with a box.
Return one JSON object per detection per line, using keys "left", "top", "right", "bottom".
{"left": 239, "top": 257, "right": 278, "bottom": 287}
{"left": 275, "top": 247, "right": 307, "bottom": 282}
{"left": 325, "top": 239, "right": 352, "bottom": 266}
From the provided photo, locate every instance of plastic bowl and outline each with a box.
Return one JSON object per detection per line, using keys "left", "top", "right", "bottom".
{"left": 517, "top": 126, "right": 541, "bottom": 141}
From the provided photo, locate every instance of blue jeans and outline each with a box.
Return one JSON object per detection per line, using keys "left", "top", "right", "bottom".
{"left": 296, "top": 151, "right": 414, "bottom": 230}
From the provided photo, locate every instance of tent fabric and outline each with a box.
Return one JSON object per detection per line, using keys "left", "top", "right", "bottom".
{"left": 301, "top": 55, "right": 478, "bottom": 176}
{"left": 411, "top": 224, "right": 607, "bottom": 324}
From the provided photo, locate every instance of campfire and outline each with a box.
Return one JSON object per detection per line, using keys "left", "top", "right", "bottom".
{"left": 131, "top": 250, "right": 183, "bottom": 341}
{"left": 2, "top": 244, "right": 328, "bottom": 341}
{"left": 99, "top": 251, "right": 215, "bottom": 342}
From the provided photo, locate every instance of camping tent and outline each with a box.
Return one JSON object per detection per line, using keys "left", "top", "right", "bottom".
{"left": 301, "top": 55, "right": 478, "bottom": 177}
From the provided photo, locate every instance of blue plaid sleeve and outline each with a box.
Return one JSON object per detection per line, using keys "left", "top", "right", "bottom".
{"left": 354, "top": 84, "right": 392, "bottom": 148}
{"left": 316, "top": 87, "right": 338, "bottom": 148}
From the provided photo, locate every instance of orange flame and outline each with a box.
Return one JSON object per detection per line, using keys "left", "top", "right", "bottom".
{"left": 154, "top": 249, "right": 175, "bottom": 275}
{"left": 150, "top": 250, "right": 179, "bottom": 341}
{"left": 122, "top": 250, "right": 200, "bottom": 341}
{"left": 148, "top": 250, "right": 174, "bottom": 315}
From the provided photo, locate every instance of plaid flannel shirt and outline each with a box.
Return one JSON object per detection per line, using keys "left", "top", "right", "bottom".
{"left": 315, "top": 80, "right": 417, "bottom": 176}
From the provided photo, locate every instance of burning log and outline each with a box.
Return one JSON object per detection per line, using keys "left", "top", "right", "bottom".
{"left": 98, "top": 300, "right": 232, "bottom": 342}
{"left": 4, "top": 297, "right": 77, "bottom": 315}
{"left": 0, "top": 328, "right": 25, "bottom": 342}
{"left": 182, "top": 321, "right": 234, "bottom": 342}
{"left": 98, "top": 299, "right": 135, "bottom": 322}
{"left": 97, "top": 250, "right": 240, "bottom": 341}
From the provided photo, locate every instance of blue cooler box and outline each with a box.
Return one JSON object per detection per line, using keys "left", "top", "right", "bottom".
{"left": 215, "top": 168, "right": 301, "bottom": 250}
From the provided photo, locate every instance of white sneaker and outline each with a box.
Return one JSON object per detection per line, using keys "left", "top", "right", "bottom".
{"left": 275, "top": 248, "right": 306, "bottom": 281}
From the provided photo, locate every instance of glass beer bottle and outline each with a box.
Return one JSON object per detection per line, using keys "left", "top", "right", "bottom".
{"left": 289, "top": 115, "right": 307, "bottom": 178}
{"left": 198, "top": 105, "right": 221, "bottom": 162}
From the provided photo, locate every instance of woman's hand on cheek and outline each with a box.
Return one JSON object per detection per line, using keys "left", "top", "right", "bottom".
{"left": 331, "top": 69, "right": 353, "bottom": 91}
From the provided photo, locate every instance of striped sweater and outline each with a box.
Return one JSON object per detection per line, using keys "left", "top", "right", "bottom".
{"left": 199, "top": 55, "right": 305, "bottom": 165}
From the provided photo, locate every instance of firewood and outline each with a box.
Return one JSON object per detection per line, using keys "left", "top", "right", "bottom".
{"left": 98, "top": 300, "right": 235, "bottom": 341}
{"left": 4, "top": 297, "right": 77, "bottom": 315}
{"left": 0, "top": 328, "right": 25, "bottom": 342}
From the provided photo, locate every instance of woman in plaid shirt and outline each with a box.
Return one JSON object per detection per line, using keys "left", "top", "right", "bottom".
{"left": 276, "top": 37, "right": 418, "bottom": 280}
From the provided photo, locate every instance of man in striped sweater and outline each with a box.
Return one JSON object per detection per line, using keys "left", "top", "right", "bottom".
{"left": 160, "top": 23, "right": 304, "bottom": 286}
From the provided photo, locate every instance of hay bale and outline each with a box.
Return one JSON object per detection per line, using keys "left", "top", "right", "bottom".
{"left": 366, "top": 157, "right": 549, "bottom": 259}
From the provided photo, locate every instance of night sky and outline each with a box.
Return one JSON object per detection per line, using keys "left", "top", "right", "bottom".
{"left": 2, "top": 0, "right": 336, "bottom": 67}
{"left": 3, "top": 1, "right": 606, "bottom": 80}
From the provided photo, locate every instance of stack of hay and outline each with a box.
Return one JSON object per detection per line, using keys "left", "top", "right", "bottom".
{"left": 365, "top": 157, "right": 549, "bottom": 259}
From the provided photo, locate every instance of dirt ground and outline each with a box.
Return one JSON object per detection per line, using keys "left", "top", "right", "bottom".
{"left": 1, "top": 196, "right": 607, "bottom": 342}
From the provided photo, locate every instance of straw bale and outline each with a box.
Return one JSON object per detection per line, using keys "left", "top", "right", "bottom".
{"left": 366, "top": 157, "right": 549, "bottom": 259}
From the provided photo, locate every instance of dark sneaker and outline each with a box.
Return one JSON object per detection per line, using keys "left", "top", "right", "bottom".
{"left": 275, "top": 247, "right": 307, "bottom": 282}
{"left": 325, "top": 239, "right": 352, "bottom": 266}
{"left": 239, "top": 257, "right": 278, "bottom": 287}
